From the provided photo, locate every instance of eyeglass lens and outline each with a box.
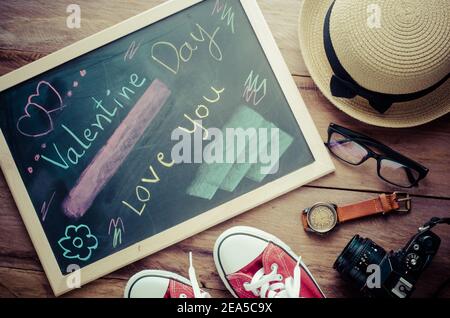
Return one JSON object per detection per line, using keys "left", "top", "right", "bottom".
{"left": 328, "top": 131, "right": 420, "bottom": 187}
{"left": 379, "top": 159, "right": 419, "bottom": 187}
{"left": 328, "top": 132, "right": 368, "bottom": 165}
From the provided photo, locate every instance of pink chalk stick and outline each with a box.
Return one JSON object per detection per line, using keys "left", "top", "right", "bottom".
{"left": 63, "top": 79, "right": 171, "bottom": 219}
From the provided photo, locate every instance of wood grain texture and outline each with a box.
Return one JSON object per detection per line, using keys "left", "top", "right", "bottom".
{"left": 0, "top": 0, "right": 309, "bottom": 76}
{"left": 0, "top": 0, "right": 449, "bottom": 298}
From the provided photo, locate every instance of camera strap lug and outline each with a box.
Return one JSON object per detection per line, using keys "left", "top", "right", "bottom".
{"left": 419, "top": 217, "right": 450, "bottom": 232}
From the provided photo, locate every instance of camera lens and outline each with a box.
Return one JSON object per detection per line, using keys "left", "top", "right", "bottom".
{"left": 334, "top": 235, "right": 387, "bottom": 291}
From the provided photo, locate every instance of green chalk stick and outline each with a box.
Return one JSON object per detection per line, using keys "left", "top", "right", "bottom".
{"left": 219, "top": 119, "right": 271, "bottom": 192}
{"left": 186, "top": 105, "right": 265, "bottom": 200}
{"left": 219, "top": 163, "right": 251, "bottom": 192}
{"left": 246, "top": 124, "right": 294, "bottom": 183}
{"left": 186, "top": 180, "right": 219, "bottom": 200}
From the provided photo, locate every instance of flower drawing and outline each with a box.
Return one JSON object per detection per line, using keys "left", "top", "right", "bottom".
{"left": 58, "top": 224, "right": 98, "bottom": 261}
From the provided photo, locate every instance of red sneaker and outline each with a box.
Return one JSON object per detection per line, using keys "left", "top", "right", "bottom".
{"left": 124, "top": 253, "right": 210, "bottom": 298}
{"left": 214, "top": 226, "right": 325, "bottom": 298}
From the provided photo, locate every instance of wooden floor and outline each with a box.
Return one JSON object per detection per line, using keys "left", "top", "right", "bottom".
{"left": 0, "top": 0, "right": 449, "bottom": 298}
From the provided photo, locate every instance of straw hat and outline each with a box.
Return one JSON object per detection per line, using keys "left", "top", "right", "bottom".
{"left": 298, "top": 0, "right": 450, "bottom": 128}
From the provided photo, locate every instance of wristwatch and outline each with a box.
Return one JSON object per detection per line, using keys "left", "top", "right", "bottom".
{"left": 302, "top": 192, "right": 411, "bottom": 234}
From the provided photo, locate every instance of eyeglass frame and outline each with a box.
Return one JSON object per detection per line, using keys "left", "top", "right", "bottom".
{"left": 325, "top": 123, "right": 429, "bottom": 188}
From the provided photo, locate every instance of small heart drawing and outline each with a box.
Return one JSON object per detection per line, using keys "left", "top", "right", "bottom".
{"left": 28, "top": 81, "right": 64, "bottom": 114}
{"left": 16, "top": 81, "right": 64, "bottom": 138}
{"left": 80, "top": 70, "right": 87, "bottom": 77}
{"left": 17, "top": 103, "right": 54, "bottom": 138}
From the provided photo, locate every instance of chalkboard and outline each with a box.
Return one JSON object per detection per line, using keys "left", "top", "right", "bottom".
{"left": 0, "top": 0, "right": 334, "bottom": 295}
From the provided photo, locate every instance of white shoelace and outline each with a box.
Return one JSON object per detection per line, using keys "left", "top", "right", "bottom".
{"left": 243, "top": 256, "right": 302, "bottom": 298}
{"left": 185, "top": 252, "right": 211, "bottom": 298}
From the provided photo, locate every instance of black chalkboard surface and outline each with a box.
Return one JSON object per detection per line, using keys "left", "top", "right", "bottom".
{"left": 0, "top": 0, "right": 333, "bottom": 295}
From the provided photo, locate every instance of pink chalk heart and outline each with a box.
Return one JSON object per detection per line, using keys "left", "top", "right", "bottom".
{"left": 17, "top": 103, "right": 54, "bottom": 138}
{"left": 80, "top": 70, "right": 87, "bottom": 77}
{"left": 28, "top": 81, "right": 64, "bottom": 114}
{"left": 73, "top": 81, "right": 79, "bottom": 88}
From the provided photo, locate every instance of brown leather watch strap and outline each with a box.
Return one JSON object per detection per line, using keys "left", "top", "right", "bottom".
{"left": 301, "top": 213, "right": 309, "bottom": 230}
{"left": 336, "top": 193, "right": 400, "bottom": 223}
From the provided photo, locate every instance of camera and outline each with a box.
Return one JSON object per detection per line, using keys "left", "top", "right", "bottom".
{"left": 334, "top": 226, "right": 442, "bottom": 298}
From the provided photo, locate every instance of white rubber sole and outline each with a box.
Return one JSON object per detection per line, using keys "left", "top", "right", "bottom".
{"left": 124, "top": 269, "right": 192, "bottom": 298}
{"left": 213, "top": 226, "right": 326, "bottom": 298}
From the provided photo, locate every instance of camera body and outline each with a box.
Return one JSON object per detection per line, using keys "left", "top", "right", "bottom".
{"left": 334, "top": 229, "right": 441, "bottom": 298}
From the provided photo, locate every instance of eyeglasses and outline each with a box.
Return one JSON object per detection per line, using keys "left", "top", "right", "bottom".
{"left": 325, "top": 123, "right": 429, "bottom": 188}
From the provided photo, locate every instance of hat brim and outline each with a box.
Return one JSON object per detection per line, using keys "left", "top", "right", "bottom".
{"left": 298, "top": 0, "right": 450, "bottom": 128}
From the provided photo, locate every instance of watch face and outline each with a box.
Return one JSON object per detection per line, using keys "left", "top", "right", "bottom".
{"left": 307, "top": 203, "right": 337, "bottom": 233}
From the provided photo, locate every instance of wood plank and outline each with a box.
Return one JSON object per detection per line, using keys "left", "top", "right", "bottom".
{"left": 256, "top": 0, "right": 308, "bottom": 76}
{"left": 1, "top": 185, "right": 449, "bottom": 297}
{"left": 0, "top": 0, "right": 309, "bottom": 77}
{"left": 0, "top": 49, "right": 47, "bottom": 76}
{"left": 295, "top": 76, "right": 450, "bottom": 198}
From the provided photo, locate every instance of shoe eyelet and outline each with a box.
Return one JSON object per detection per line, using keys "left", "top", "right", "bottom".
{"left": 271, "top": 263, "right": 278, "bottom": 271}
{"left": 180, "top": 293, "right": 187, "bottom": 298}
{"left": 277, "top": 274, "right": 283, "bottom": 280}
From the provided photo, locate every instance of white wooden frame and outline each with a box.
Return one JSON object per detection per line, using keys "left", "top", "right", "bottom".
{"left": 0, "top": 0, "right": 334, "bottom": 296}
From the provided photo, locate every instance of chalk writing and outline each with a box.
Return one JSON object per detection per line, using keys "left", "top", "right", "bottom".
{"left": 122, "top": 165, "right": 161, "bottom": 216}
{"left": 178, "top": 86, "right": 225, "bottom": 140}
{"left": 40, "top": 72, "right": 148, "bottom": 171}
{"left": 151, "top": 23, "right": 223, "bottom": 75}
{"left": 108, "top": 217, "right": 125, "bottom": 248}
{"left": 157, "top": 152, "right": 175, "bottom": 168}
{"left": 212, "top": 0, "right": 235, "bottom": 33}
{"left": 124, "top": 41, "right": 141, "bottom": 61}
{"left": 243, "top": 70, "right": 267, "bottom": 106}
{"left": 58, "top": 224, "right": 98, "bottom": 261}
{"left": 40, "top": 191, "right": 56, "bottom": 221}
